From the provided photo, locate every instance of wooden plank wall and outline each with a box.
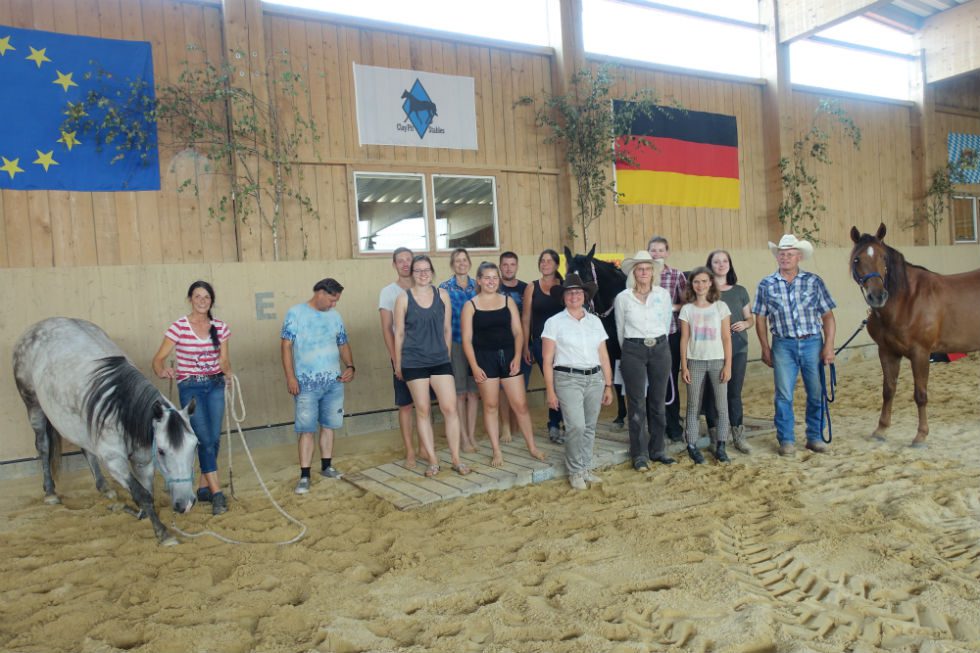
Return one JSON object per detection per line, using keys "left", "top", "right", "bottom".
{"left": 0, "top": 0, "right": 965, "bottom": 265}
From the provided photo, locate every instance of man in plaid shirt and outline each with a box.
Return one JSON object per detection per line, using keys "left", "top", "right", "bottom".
{"left": 753, "top": 235, "right": 836, "bottom": 457}
{"left": 648, "top": 236, "right": 687, "bottom": 442}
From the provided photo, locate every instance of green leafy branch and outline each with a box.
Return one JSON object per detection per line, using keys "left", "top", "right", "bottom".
{"left": 907, "top": 152, "right": 976, "bottom": 243}
{"left": 778, "top": 98, "right": 861, "bottom": 244}
{"left": 63, "top": 48, "right": 321, "bottom": 260}
{"left": 517, "top": 64, "right": 671, "bottom": 248}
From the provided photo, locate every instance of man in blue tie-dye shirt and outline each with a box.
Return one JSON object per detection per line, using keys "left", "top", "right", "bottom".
{"left": 281, "top": 278, "right": 356, "bottom": 495}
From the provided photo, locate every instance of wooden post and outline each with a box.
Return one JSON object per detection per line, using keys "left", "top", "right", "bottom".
{"left": 760, "top": 0, "right": 795, "bottom": 240}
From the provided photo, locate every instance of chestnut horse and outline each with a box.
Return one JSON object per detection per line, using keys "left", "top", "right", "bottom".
{"left": 849, "top": 223, "right": 980, "bottom": 446}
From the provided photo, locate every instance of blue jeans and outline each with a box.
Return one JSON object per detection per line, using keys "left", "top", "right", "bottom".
{"left": 294, "top": 382, "right": 345, "bottom": 432}
{"left": 178, "top": 376, "right": 226, "bottom": 475}
{"left": 772, "top": 336, "right": 823, "bottom": 445}
{"left": 530, "top": 338, "right": 562, "bottom": 429}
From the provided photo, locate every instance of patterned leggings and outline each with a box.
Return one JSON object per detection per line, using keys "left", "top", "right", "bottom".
{"left": 685, "top": 358, "right": 729, "bottom": 445}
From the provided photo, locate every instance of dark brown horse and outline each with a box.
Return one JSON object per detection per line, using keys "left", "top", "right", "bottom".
{"left": 849, "top": 223, "right": 980, "bottom": 446}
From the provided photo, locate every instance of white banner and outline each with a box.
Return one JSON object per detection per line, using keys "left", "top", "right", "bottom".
{"left": 354, "top": 63, "right": 478, "bottom": 150}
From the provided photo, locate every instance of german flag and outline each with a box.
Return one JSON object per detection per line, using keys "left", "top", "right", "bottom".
{"left": 614, "top": 103, "right": 739, "bottom": 209}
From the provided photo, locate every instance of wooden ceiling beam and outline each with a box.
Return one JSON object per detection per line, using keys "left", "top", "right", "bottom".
{"left": 921, "top": 0, "right": 980, "bottom": 83}
{"left": 777, "top": 0, "right": 893, "bottom": 42}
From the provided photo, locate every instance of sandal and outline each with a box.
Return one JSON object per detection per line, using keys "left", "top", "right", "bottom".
{"left": 451, "top": 463, "right": 472, "bottom": 476}
{"left": 424, "top": 464, "right": 440, "bottom": 478}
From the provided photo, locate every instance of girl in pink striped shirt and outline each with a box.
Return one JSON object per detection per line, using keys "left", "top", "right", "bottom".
{"left": 152, "top": 281, "right": 232, "bottom": 515}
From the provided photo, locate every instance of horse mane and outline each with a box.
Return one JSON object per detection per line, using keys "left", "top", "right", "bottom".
{"left": 84, "top": 356, "right": 182, "bottom": 452}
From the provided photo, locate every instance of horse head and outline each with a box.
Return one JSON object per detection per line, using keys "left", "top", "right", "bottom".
{"left": 849, "top": 223, "right": 890, "bottom": 308}
{"left": 151, "top": 399, "right": 199, "bottom": 514}
{"left": 564, "top": 244, "right": 596, "bottom": 280}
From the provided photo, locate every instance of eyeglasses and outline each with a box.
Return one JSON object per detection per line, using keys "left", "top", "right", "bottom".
{"left": 413, "top": 268, "right": 433, "bottom": 275}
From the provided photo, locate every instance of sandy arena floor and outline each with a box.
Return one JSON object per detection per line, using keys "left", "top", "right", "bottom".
{"left": 2, "top": 351, "right": 980, "bottom": 653}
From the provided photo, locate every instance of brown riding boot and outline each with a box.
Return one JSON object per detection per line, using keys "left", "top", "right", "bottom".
{"left": 732, "top": 424, "right": 751, "bottom": 454}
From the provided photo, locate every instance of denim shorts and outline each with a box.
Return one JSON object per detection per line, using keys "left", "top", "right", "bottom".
{"left": 294, "top": 382, "right": 345, "bottom": 432}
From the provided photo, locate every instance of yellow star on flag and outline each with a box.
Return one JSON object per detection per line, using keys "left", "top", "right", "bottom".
{"left": 33, "top": 150, "right": 58, "bottom": 172}
{"left": 26, "top": 46, "right": 51, "bottom": 67}
{"left": 53, "top": 70, "right": 78, "bottom": 92}
{"left": 58, "top": 130, "right": 81, "bottom": 151}
{"left": 0, "top": 36, "right": 14, "bottom": 56}
{"left": 1, "top": 156, "right": 24, "bottom": 179}
{"left": 64, "top": 101, "right": 88, "bottom": 118}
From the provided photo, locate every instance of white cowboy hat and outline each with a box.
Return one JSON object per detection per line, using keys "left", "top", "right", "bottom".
{"left": 768, "top": 234, "right": 814, "bottom": 260}
{"left": 620, "top": 251, "right": 663, "bottom": 289}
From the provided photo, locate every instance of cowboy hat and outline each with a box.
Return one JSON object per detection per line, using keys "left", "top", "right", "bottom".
{"left": 549, "top": 272, "right": 598, "bottom": 302}
{"left": 768, "top": 234, "right": 814, "bottom": 260}
{"left": 620, "top": 251, "right": 663, "bottom": 289}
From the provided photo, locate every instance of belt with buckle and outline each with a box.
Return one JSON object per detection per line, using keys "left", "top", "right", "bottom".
{"left": 553, "top": 365, "right": 601, "bottom": 376}
{"left": 625, "top": 336, "right": 666, "bottom": 347}
{"left": 180, "top": 372, "right": 224, "bottom": 383}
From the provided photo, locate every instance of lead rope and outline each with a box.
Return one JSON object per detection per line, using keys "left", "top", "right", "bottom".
{"left": 817, "top": 317, "right": 869, "bottom": 444}
{"left": 169, "top": 374, "right": 307, "bottom": 545}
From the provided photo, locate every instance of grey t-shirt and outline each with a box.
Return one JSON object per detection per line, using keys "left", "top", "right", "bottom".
{"left": 719, "top": 284, "right": 751, "bottom": 355}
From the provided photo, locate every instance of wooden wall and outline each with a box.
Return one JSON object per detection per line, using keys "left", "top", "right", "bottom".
{"left": 1, "top": 0, "right": 963, "bottom": 265}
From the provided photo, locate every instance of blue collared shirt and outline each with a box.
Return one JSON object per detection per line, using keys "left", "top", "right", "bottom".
{"left": 438, "top": 276, "right": 476, "bottom": 343}
{"left": 752, "top": 270, "right": 835, "bottom": 339}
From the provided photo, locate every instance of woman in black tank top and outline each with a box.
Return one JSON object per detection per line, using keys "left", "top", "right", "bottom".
{"left": 462, "top": 262, "right": 546, "bottom": 467}
{"left": 521, "top": 249, "right": 565, "bottom": 442}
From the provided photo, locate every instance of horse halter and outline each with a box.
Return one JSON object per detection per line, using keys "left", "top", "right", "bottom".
{"left": 589, "top": 260, "right": 615, "bottom": 319}
{"left": 152, "top": 408, "right": 194, "bottom": 489}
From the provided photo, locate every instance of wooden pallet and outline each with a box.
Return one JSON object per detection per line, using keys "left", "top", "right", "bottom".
{"left": 345, "top": 416, "right": 775, "bottom": 510}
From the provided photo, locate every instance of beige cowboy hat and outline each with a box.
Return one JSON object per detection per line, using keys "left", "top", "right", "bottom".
{"left": 549, "top": 272, "right": 598, "bottom": 302}
{"left": 620, "top": 251, "right": 664, "bottom": 289}
{"left": 768, "top": 234, "right": 814, "bottom": 260}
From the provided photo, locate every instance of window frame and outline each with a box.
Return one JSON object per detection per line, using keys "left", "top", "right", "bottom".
{"left": 431, "top": 173, "right": 500, "bottom": 253}
{"left": 952, "top": 195, "right": 979, "bottom": 244}
{"left": 352, "top": 171, "right": 429, "bottom": 255}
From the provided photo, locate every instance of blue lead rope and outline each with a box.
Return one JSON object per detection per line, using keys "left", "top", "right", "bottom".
{"left": 819, "top": 363, "right": 836, "bottom": 444}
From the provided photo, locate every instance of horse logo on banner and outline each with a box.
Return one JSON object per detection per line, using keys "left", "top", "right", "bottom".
{"left": 401, "top": 79, "right": 440, "bottom": 139}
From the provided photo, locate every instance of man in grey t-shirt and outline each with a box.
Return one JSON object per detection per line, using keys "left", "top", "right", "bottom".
{"left": 379, "top": 247, "right": 419, "bottom": 467}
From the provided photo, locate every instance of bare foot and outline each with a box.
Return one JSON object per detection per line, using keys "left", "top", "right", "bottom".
{"left": 463, "top": 439, "right": 479, "bottom": 453}
{"left": 491, "top": 452, "right": 503, "bottom": 467}
{"left": 500, "top": 430, "right": 513, "bottom": 443}
{"left": 405, "top": 456, "right": 417, "bottom": 469}
{"left": 528, "top": 448, "right": 546, "bottom": 461}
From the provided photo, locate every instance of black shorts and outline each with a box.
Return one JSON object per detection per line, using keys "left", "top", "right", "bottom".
{"left": 474, "top": 348, "right": 520, "bottom": 380}
{"left": 402, "top": 362, "right": 454, "bottom": 382}
{"left": 392, "top": 374, "right": 414, "bottom": 407}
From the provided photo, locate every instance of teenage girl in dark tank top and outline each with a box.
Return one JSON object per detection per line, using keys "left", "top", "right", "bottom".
{"left": 463, "top": 262, "right": 546, "bottom": 467}
{"left": 521, "top": 249, "right": 565, "bottom": 443}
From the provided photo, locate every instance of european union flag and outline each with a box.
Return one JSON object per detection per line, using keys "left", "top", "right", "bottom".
{"left": 0, "top": 25, "right": 159, "bottom": 191}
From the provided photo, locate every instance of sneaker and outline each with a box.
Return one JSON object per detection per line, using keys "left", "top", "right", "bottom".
{"left": 569, "top": 474, "right": 587, "bottom": 491}
{"left": 196, "top": 487, "right": 213, "bottom": 503}
{"left": 634, "top": 459, "right": 651, "bottom": 472}
{"left": 294, "top": 477, "right": 311, "bottom": 494}
{"left": 805, "top": 441, "right": 828, "bottom": 454}
{"left": 549, "top": 426, "right": 565, "bottom": 445}
{"left": 778, "top": 443, "right": 796, "bottom": 457}
{"left": 320, "top": 466, "right": 343, "bottom": 479}
{"left": 687, "top": 445, "right": 705, "bottom": 465}
{"left": 714, "top": 442, "right": 731, "bottom": 464}
{"left": 584, "top": 471, "right": 603, "bottom": 484}
{"left": 211, "top": 491, "right": 228, "bottom": 515}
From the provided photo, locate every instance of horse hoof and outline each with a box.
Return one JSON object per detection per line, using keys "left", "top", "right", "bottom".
{"left": 102, "top": 488, "right": 118, "bottom": 500}
{"left": 160, "top": 536, "right": 179, "bottom": 547}
{"left": 43, "top": 494, "right": 61, "bottom": 505}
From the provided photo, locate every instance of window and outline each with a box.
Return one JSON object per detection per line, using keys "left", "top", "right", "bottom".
{"left": 354, "top": 172, "right": 499, "bottom": 254}
{"left": 433, "top": 175, "right": 498, "bottom": 250}
{"left": 354, "top": 173, "right": 427, "bottom": 253}
{"left": 582, "top": 0, "right": 764, "bottom": 78}
{"left": 952, "top": 196, "right": 978, "bottom": 243}
{"left": 265, "top": 0, "right": 550, "bottom": 47}
{"left": 789, "top": 17, "right": 916, "bottom": 101}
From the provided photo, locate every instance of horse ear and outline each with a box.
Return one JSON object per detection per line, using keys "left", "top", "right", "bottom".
{"left": 185, "top": 398, "right": 196, "bottom": 416}
{"left": 587, "top": 243, "right": 596, "bottom": 258}
{"left": 152, "top": 401, "right": 165, "bottom": 420}
{"left": 563, "top": 246, "right": 573, "bottom": 261}
{"left": 876, "top": 223, "right": 887, "bottom": 240}
{"left": 850, "top": 226, "right": 861, "bottom": 243}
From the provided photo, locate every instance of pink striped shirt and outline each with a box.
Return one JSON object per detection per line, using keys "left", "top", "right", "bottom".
{"left": 164, "top": 316, "right": 230, "bottom": 381}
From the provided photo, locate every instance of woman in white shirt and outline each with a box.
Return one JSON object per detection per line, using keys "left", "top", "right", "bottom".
{"left": 614, "top": 252, "right": 675, "bottom": 473}
{"left": 542, "top": 273, "right": 614, "bottom": 491}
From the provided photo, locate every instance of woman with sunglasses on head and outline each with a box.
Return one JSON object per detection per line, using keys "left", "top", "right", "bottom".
{"left": 393, "top": 255, "right": 471, "bottom": 477}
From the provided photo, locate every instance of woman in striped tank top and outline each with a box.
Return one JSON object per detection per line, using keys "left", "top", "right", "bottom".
{"left": 152, "top": 280, "right": 232, "bottom": 515}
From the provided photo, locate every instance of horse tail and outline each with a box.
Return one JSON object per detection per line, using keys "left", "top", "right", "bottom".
{"left": 47, "top": 421, "right": 62, "bottom": 482}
